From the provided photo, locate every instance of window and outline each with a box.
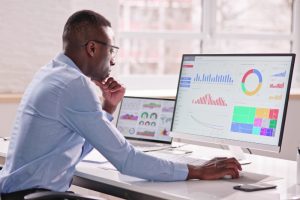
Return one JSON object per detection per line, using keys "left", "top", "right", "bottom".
{"left": 117, "top": 0, "right": 299, "bottom": 90}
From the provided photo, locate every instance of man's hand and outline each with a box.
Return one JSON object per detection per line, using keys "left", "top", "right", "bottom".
{"left": 187, "top": 157, "right": 242, "bottom": 180}
{"left": 93, "top": 77, "right": 126, "bottom": 114}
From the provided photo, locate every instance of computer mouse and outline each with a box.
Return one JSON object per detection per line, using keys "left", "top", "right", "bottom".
{"left": 222, "top": 175, "right": 232, "bottom": 179}
{"left": 223, "top": 171, "right": 244, "bottom": 179}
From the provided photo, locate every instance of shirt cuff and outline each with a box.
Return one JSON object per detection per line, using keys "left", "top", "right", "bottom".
{"left": 173, "top": 163, "right": 189, "bottom": 181}
{"left": 103, "top": 111, "right": 114, "bottom": 122}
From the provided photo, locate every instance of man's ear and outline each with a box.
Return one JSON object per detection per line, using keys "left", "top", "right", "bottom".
{"left": 86, "top": 41, "right": 96, "bottom": 57}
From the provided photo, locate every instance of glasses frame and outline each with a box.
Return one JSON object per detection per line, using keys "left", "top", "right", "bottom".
{"left": 84, "top": 40, "right": 119, "bottom": 59}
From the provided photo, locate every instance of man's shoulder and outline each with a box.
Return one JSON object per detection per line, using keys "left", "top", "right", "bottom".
{"left": 41, "top": 60, "right": 88, "bottom": 88}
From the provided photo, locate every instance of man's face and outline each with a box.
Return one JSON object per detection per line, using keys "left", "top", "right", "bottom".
{"left": 89, "top": 26, "right": 116, "bottom": 82}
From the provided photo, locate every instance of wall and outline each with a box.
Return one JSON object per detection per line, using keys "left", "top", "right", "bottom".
{"left": 0, "top": 0, "right": 118, "bottom": 93}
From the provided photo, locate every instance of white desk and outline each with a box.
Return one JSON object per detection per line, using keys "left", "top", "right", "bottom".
{"left": 0, "top": 139, "right": 9, "bottom": 157}
{"left": 74, "top": 145, "right": 300, "bottom": 200}
{"left": 1, "top": 140, "right": 299, "bottom": 199}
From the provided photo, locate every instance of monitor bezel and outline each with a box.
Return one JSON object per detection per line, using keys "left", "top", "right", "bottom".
{"left": 170, "top": 53, "right": 296, "bottom": 152}
{"left": 117, "top": 96, "right": 175, "bottom": 144}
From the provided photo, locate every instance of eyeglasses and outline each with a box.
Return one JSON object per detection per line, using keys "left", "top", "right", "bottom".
{"left": 84, "top": 40, "right": 119, "bottom": 59}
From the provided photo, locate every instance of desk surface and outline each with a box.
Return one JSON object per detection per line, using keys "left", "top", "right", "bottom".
{"left": 1, "top": 140, "right": 299, "bottom": 199}
{"left": 0, "top": 140, "right": 9, "bottom": 157}
{"left": 74, "top": 145, "right": 300, "bottom": 200}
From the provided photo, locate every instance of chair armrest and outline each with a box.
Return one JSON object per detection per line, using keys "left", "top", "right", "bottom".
{"left": 24, "top": 191, "right": 105, "bottom": 200}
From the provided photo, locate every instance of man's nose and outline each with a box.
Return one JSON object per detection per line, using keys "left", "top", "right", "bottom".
{"left": 110, "top": 58, "right": 115, "bottom": 66}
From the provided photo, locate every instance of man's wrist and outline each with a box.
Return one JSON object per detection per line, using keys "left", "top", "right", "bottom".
{"left": 102, "top": 100, "right": 117, "bottom": 114}
{"left": 187, "top": 164, "right": 202, "bottom": 180}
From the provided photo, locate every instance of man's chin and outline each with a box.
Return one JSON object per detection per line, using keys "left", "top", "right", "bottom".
{"left": 104, "top": 73, "right": 110, "bottom": 80}
{"left": 91, "top": 74, "right": 110, "bottom": 82}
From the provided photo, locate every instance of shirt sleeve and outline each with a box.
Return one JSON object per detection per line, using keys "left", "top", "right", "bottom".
{"left": 58, "top": 77, "right": 188, "bottom": 181}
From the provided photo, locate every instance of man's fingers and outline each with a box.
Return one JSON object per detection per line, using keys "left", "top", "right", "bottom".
{"left": 220, "top": 168, "right": 239, "bottom": 179}
{"left": 110, "top": 85, "right": 125, "bottom": 93}
{"left": 225, "top": 158, "right": 242, "bottom": 170}
{"left": 216, "top": 158, "right": 242, "bottom": 170}
{"left": 93, "top": 77, "right": 121, "bottom": 91}
{"left": 100, "top": 78, "right": 122, "bottom": 90}
{"left": 221, "top": 162, "right": 241, "bottom": 172}
{"left": 107, "top": 81, "right": 119, "bottom": 90}
{"left": 203, "top": 157, "right": 227, "bottom": 166}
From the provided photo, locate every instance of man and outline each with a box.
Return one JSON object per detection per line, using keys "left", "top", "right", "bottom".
{"left": 0, "top": 10, "right": 241, "bottom": 199}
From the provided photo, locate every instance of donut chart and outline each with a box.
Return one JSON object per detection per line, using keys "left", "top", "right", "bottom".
{"left": 241, "top": 69, "right": 262, "bottom": 96}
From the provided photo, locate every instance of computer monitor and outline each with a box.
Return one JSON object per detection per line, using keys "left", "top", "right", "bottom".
{"left": 171, "top": 54, "right": 295, "bottom": 154}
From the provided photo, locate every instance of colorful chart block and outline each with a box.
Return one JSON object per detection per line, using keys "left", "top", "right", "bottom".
{"left": 269, "top": 109, "right": 279, "bottom": 119}
{"left": 252, "top": 127, "right": 261, "bottom": 135}
{"left": 269, "top": 120, "right": 277, "bottom": 129}
{"left": 256, "top": 108, "right": 269, "bottom": 118}
{"left": 231, "top": 106, "right": 279, "bottom": 137}
{"left": 254, "top": 118, "right": 262, "bottom": 126}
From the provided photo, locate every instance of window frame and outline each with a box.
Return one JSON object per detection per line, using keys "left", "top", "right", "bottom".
{"left": 117, "top": 0, "right": 300, "bottom": 92}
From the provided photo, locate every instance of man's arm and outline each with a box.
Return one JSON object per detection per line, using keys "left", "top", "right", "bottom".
{"left": 187, "top": 157, "right": 242, "bottom": 180}
{"left": 93, "top": 77, "right": 125, "bottom": 114}
{"left": 93, "top": 78, "right": 242, "bottom": 181}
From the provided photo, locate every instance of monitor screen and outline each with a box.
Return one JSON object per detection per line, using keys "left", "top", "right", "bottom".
{"left": 116, "top": 96, "right": 175, "bottom": 144}
{"left": 171, "top": 54, "right": 295, "bottom": 152}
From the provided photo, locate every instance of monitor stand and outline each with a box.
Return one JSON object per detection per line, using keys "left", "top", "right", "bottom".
{"left": 228, "top": 145, "right": 251, "bottom": 165}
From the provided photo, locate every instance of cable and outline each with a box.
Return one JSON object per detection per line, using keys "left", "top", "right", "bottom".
{"left": 246, "top": 148, "right": 252, "bottom": 154}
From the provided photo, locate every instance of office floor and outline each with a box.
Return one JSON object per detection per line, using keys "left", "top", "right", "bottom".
{"left": 70, "top": 185, "right": 125, "bottom": 200}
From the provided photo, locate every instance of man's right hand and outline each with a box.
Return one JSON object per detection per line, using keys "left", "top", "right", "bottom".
{"left": 187, "top": 157, "right": 242, "bottom": 180}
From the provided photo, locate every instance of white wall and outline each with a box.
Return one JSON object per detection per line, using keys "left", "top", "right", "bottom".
{"left": 0, "top": 103, "right": 18, "bottom": 138}
{"left": 0, "top": 0, "right": 118, "bottom": 93}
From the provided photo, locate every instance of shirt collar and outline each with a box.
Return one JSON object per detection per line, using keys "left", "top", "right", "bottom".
{"left": 54, "top": 52, "right": 82, "bottom": 72}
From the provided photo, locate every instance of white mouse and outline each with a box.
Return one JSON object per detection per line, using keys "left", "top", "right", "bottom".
{"left": 223, "top": 171, "right": 244, "bottom": 179}
{"left": 222, "top": 175, "right": 232, "bottom": 179}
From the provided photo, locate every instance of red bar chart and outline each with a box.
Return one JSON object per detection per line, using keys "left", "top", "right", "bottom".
{"left": 192, "top": 94, "right": 227, "bottom": 106}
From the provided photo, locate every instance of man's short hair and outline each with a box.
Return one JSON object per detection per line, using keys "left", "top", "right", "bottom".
{"left": 63, "top": 10, "right": 111, "bottom": 48}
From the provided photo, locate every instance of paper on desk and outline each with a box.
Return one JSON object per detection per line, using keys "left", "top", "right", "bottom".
{"left": 82, "top": 149, "right": 117, "bottom": 171}
{"left": 98, "top": 162, "right": 117, "bottom": 171}
{"left": 82, "top": 149, "right": 108, "bottom": 163}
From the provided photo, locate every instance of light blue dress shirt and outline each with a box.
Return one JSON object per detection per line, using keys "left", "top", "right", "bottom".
{"left": 0, "top": 53, "right": 188, "bottom": 193}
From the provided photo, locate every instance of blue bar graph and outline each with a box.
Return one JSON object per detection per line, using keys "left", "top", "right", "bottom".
{"left": 193, "top": 73, "right": 234, "bottom": 84}
{"left": 180, "top": 76, "right": 191, "bottom": 88}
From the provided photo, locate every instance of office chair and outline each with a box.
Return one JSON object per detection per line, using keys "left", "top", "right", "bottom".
{"left": 0, "top": 166, "right": 105, "bottom": 200}
{"left": 24, "top": 191, "right": 105, "bottom": 200}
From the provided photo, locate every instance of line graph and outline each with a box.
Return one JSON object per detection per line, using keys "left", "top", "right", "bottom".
{"left": 190, "top": 115, "right": 225, "bottom": 131}
{"left": 272, "top": 71, "right": 286, "bottom": 77}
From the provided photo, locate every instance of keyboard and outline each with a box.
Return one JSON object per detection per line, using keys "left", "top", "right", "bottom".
{"left": 147, "top": 151, "right": 206, "bottom": 165}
